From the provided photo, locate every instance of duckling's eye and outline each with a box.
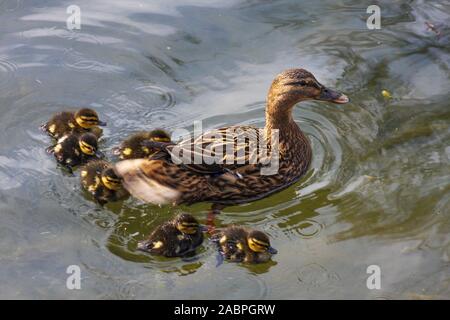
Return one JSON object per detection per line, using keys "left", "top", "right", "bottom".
{"left": 181, "top": 222, "right": 198, "bottom": 228}
{"left": 80, "top": 142, "right": 95, "bottom": 153}
{"left": 106, "top": 177, "right": 121, "bottom": 184}
{"left": 251, "top": 238, "right": 269, "bottom": 248}
{"left": 79, "top": 116, "right": 99, "bottom": 123}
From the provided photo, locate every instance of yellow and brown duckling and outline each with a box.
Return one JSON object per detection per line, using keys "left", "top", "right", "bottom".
{"left": 113, "top": 129, "right": 172, "bottom": 160}
{"left": 46, "top": 132, "right": 101, "bottom": 172}
{"left": 137, "top": 213, "right": 204, "bottom": 258}
{"left": 80, "top": 160, "right": 129, "bottom": 205}
{"left": 213, "top": 226, "right": 277, "bottom": 264}
{"left": 41, "top": 108, "right": 106, "bottom": 140}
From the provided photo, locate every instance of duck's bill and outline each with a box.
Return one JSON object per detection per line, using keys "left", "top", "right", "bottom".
{"left": 268, "top": 246, "right": 278, "bottom": 254}
{"left": 97, "top": 120, "right": 107, "bottom": 126}
{"left": 317, "top": 87, "right": 349, "bottom": 104}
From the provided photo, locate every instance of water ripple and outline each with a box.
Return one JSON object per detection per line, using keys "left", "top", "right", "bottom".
{"left": 0, "top": 56, "right": 18, "bottom": 91}
{"left": 62, "top": 49, "right": 123, "bottom": 73}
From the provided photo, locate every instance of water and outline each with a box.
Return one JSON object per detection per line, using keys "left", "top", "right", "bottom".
{"left": 0, "top": 0, "right": 449, "bottom": 299}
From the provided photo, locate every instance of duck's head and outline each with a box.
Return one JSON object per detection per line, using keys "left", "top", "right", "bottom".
{"left": 268, "top": 68, "right": 348, "bottom": 112}
{"left": 101, "top": 167, "right": 123, "bottom": 191}
{"left": 78, "top": 133, "right": 99, "bottom": 156}
{"left": 175, "top": 213, "right": 201, "bottom": 235}
{"left": 75, "top": 108, "right": 107, "bottom": 129}
{"left": 247, "top": 230, "right": 278, "bottom": 255}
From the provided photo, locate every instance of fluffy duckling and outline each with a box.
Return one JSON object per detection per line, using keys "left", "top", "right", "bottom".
{"left": 46, "top": 132, "right": 100, "bottom": 172}
{"left": 41, "top": 108, "right": 106, "bottom": 139}
{"left": 80, "top": 160, "right": 129, "bottom": 205}
{"left": 137, "top": 213, "right": 204, "bottom": 257}
{"left": 213, "top": 226, "right": 277, "bottom": 264}
{"left": 113, "top": 129, "right": 171, "bottom": 160}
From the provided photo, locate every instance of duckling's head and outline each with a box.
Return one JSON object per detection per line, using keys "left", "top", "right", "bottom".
{"left": 267, "top": 68, "right": 348, "bottom": 113}
{"left": 75, "top": 108, "right": 107, "bottom": 129}
{"left": 247, "top": 230, "right": 278, "bottom": 255}
{"left": 148, "top": 129, "right": 171, "bottom": 142}
{"left": 101, "top": 167, "right": 123, "bottom": 191}
{"left": 174, "top": 213, "right": 201, "bottom": 235}
{"left": 78, "top": 133, "right": 99, "bottom": 156}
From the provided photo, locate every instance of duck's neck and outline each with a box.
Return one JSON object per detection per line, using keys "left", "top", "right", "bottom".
{"left": 264, "top": 98, "right": 306, "bottom": 152}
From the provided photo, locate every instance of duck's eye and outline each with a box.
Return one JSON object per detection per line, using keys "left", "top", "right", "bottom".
{"left": 286, "top": 80, "right": 308, "bottom": 86}
{"left": 248, "top": 238, "right": 270, "bottom": 252}
{"left": 181, "top": 222, "right": 198, "bottom": 228}
{"left": 80, "top": 116, "right": 99, "bottom": 123}
{"left": 251, "top": 238, "right": 269, "bottom": 248}
{"left": 153, "top": 136, "right": 171, "bottom": 142}
{"left": 106, "top": 177, "right": 121, "bottom": 184}
{"left": 79, "top": 142, "right": 95, "bottom": 154}
{"left": 76, "top": 116, "right": 100, "bottom": 128}
{"left": 178, "top": 222, "right": 198, "bottom": 234}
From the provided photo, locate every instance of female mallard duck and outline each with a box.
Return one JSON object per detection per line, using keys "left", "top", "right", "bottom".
{"left": 114, "top": 69, "right": 348, "bottom": 213}
{"left": 41, "top": 108, "right": 106, "bottom": 139}
{"left": 80, "top": 160, "right": 129, "bottom": 205}
{"left": 46, "top": 132, "right": 101, "bottom": 172}
{"left": 112, "top": 129, "right": 171, "bottom": 160}
{"left": 137, "top": 213, "right": 204, "bottom": 257}
{"left": 213, "top": 226, "right": 277, "bottom": 263}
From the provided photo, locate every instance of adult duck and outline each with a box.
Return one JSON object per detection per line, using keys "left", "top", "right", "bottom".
{"left": 114, "top": 68, "right": 348, "bottom": 214}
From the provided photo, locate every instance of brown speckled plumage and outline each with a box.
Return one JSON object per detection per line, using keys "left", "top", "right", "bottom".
{"left": 114, "top": 68, "right": 348, "bottom": 207}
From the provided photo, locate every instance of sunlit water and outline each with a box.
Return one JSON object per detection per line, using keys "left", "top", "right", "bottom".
{"left": 0, "top": 0, "right": 449, "bottom": 299}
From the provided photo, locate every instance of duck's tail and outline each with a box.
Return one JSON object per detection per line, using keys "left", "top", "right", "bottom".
{"left": 114, "top": 159, "right": 181, "bottom": 205}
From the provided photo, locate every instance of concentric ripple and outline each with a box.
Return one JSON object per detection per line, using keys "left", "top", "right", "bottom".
{"left": 0, "top": 56, "right": 18, "bottom": 92}
{"left": 62, "top": 48, "right": 123, "bottom": 73}
{"left": 103, "top": 84, "right": 176, "bottom": 130}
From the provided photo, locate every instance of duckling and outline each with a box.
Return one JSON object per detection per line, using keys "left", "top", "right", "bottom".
{"left": 80, "top": 160, "right": 129, "bottom": 205}
{"left": 137, "top": 213, "right": 204, "bottom": 257}
{"left": 41, "top": 108, "right": 106, "bottom": 139}
{"left": 46, "top": 132, "right": 101, "bottom": 172}
{"left": 213, "top": 226, "right": 277, "bottom": 264}
{"left": 113, "top": 129, "right": 172, "bottom": 160}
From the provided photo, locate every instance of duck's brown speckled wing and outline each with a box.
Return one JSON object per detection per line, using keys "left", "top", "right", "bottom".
{"left": 166, "top": 125, "right": 269, "bottom": 175}
{"left": 114, "top": 125, "right": 274, "bottom": 204}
